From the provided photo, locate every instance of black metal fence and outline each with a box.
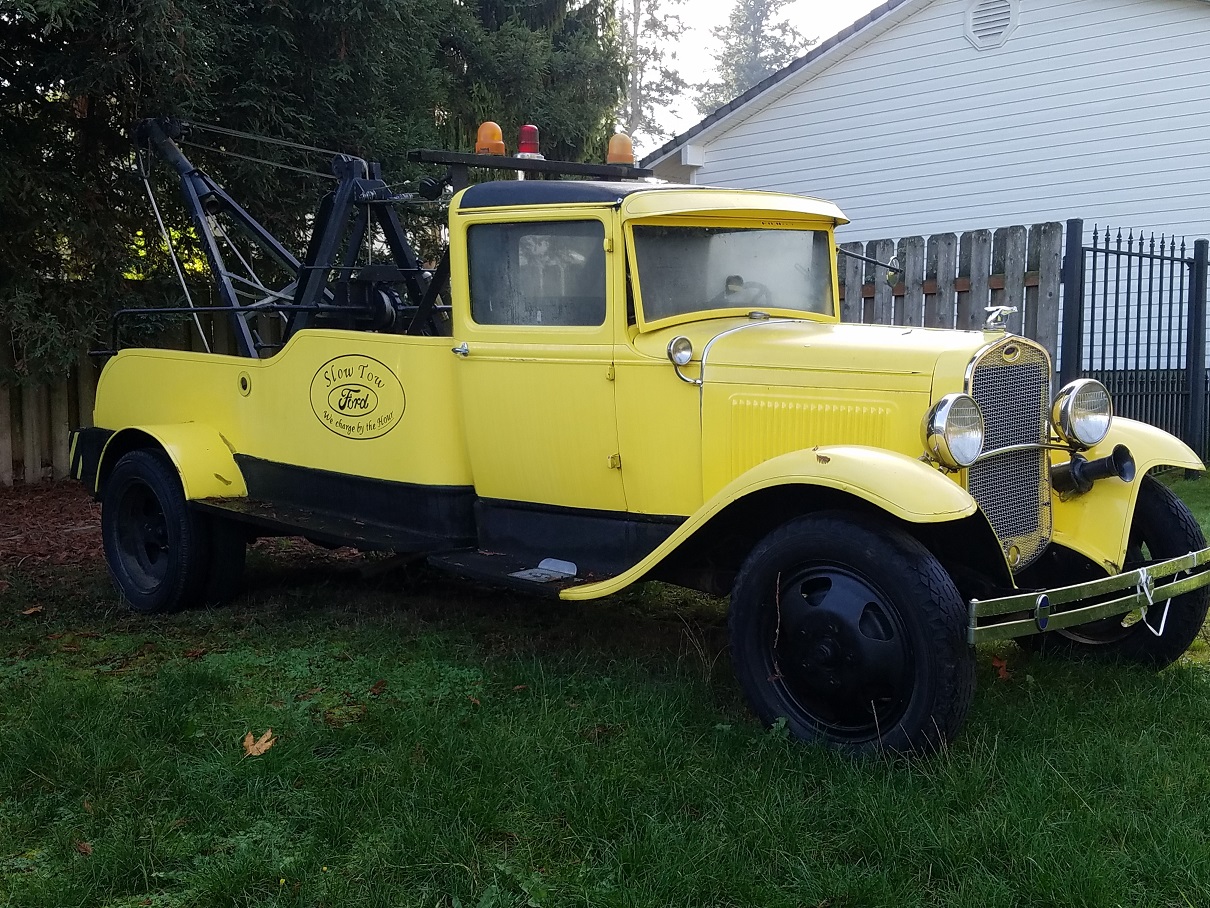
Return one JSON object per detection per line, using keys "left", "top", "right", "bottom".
{"left": 1061, "top": 218, "right": 1210, "bottom": 457}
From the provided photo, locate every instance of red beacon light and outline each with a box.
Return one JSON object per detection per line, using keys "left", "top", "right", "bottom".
{"left": 607, "top": 132, "right": 635, "bottom": 166}
{"left": 516, "top": 124, "right": 544, "bottom": 159}
{"left": 475, "top": 121, "right": 506, "bottom": 155}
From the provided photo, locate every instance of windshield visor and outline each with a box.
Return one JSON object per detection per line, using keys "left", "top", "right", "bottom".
{"left": 631, "top": 224, "right": 835, "bottom": 325}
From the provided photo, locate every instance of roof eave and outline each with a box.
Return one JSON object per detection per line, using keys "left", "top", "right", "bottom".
{"left": 641, "top": 0, "right": 926, "bottom": 170}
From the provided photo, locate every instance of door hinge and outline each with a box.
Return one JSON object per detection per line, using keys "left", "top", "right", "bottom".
{"left": 607, "top": 453, "right": 622, "bottom": 470}
{"left": 605, "top": 364, "right": 615, "bottom": 381}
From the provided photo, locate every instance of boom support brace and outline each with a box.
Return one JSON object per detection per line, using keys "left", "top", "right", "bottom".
{"left": 135, "top": 118, "right": 437, "bottom": 356}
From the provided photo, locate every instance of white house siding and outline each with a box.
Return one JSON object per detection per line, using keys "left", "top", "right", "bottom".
{"left": 666, "top": 0, "right": 1210, "bottom": 244}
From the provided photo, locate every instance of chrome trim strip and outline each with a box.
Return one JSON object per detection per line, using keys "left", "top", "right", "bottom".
{"left": 697, "top": 318, "right": 796, "bottom": 408}
{"left": 973, "top": 442, "right": 1075, "bottom": 463}
{"left": 968, "top": 545, "right": 1210, "bottom": 643}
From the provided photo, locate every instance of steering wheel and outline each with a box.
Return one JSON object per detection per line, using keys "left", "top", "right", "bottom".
{"left": 709, "top": 278, "right": 773, "bottom": 308}
{"left": 742, "top": 281, "right": 772, "bottom": 308}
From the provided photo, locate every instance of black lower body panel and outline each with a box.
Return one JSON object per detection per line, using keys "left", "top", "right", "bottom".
{"left": 475, "top": 498, "right": 681, "bottom": 577}
{"left": 69, "top": 427, "right": 114, "bottom": 495}
{"left": 202, "top": 456, "right": 478, "bottom": 551}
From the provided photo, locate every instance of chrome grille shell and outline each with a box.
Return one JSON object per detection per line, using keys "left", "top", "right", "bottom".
{"left": 965, "top": 338, "right": 1053, "bottom": 570}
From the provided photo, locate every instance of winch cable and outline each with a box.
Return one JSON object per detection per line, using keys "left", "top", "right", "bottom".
{"left": 178, "top": 139, "right": 339, "bottom": 181}
{"left": 185, "top": 121, "right": 348, "bottom": 160}
{"left": 135, "top": 147, "right": 211, "bottom": 353}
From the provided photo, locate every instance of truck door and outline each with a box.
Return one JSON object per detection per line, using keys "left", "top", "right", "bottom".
{"left": 452, "top": 215, "right": 625, "bottom": 512}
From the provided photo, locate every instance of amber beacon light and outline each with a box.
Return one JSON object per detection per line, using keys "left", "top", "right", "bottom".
{"left": 475, "top": 121, "right": 506, "bottom": 155}
{"left": 607, "top": 132, "right": 635, "bottom": 165}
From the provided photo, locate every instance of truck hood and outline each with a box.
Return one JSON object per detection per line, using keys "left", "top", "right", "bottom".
{"left": 691, "top": 319, "right": 992, "bottom": 393}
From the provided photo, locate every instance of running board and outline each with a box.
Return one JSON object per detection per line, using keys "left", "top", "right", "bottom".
{"left": 426, "top": 551, "right": 594, "bottom": 598}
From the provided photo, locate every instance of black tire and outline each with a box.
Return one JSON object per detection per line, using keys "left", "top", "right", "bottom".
{"left": 1026, "top": 475, "right": 1208, "bottom": 667}
{"left": 101, "top": 449, "right": 209, "bottom": 614}
{"left": 200, "top": 515, "right": 247, "bottom": 605}
{"left": 729, "top": 513, "right": 976, "bottom": 755}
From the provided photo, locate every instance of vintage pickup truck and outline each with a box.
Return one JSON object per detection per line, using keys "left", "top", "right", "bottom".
{"left": 70, "top": 119, "right": 1210, "bottom": 754}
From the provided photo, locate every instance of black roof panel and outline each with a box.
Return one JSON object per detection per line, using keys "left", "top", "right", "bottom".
{"left": 457, "top": 180, "right": 700, "bottom": 210}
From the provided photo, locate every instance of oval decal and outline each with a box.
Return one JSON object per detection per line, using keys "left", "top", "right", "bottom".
{"left": 309, "top": 355, "right": 405, "bottom": 440}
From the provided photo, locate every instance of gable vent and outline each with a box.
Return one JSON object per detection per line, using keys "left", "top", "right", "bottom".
{"left": 965, "top": 0, "right": 1017, "bottom": 49}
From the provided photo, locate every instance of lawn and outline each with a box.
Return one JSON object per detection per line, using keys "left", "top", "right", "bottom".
{"left": 3, "top": 480, "right": 1210, "bottom": 907}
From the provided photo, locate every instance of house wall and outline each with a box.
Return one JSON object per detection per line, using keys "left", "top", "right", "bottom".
{"left": 663, "top": 0, "right": 1210, "bottom": 244}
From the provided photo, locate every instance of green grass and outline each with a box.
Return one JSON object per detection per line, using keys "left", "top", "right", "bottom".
{"left": 5, "top": 483, "right": 1210, "bottom": 907}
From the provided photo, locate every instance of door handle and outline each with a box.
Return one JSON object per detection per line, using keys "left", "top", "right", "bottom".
{"left": 451, "top": 342, "right": 469, "bottom": 357}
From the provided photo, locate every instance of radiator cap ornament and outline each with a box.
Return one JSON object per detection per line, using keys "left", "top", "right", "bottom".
{"left": 985, "top": 305, "right": 1018, "bottom": 331}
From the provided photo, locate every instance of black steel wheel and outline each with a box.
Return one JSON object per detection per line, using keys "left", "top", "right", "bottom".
{"left": 101, "top": 449, "right": 208, "bottom": 614}
{"left": 1027, "top": 475, "right": 1208, "bottom": 668}
{"left": 729, "top": 513, "right": 976, "bottom": 755}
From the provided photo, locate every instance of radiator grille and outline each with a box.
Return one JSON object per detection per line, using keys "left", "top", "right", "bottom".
{"left": 967, "top": 339, "right": 1052, "bottom": 570}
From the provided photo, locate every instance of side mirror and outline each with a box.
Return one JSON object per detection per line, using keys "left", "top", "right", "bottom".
{"left": 885, "top": 256, "right": 901, "bottom": 289}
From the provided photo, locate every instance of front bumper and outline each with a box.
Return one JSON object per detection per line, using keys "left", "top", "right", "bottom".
{"left": 969, "top": 546, "right": 1210, "bottom": 644}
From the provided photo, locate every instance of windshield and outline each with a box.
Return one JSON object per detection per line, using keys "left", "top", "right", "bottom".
{"left": 631, "top": 224, "right": 834, "bottom": 323}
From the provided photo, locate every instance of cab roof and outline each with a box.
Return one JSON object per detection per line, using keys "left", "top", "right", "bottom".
{"left": 455, "top": 180, "right": 848, "bottom": 224}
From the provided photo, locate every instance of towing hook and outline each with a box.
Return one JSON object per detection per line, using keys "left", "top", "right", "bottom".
{"left": 1051, "top": 444, "right": 1135, "bottom": 495}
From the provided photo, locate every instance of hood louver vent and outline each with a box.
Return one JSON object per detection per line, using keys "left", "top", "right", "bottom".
{"left": 966, "top": 0, "right": 1017, "bottom": 49}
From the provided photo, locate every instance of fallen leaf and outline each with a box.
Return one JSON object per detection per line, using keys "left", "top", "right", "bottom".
{"left": 368, "top": 679, "right": 387, "bottom": 697}
{"left": 468, "top": 696, "right": 481, "bottom": 707}
{"left": 242, "top": 729, "right": 278, "bottom": 757}
{"left": 512, "top": 684, "right": 528, "bottom": 691}
{"left": 74, "top": 841, "right": 92, "bottom": 856}
{"left": 59, "top": 644, "right": 81, "bottom": 653}
{"left": 992, "top": 656, "right": 1012, "bottom": 681}
{"left": 83, "top": 799, "right": 93, "bottom": 815}
{"left": 183, "top": 648, "right": 207, "bottom": 660}
{"left": 21, "top": 606, "right": 42, "bottom": 616}
{"left": 295, "top": 686, "right": 323, "bottom": 701}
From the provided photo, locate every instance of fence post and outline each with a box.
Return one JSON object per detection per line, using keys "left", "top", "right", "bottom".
{"left": 1060, "top": 218, "right": 1085, "bottom": 386}
{"left": 1186, "top": 239, "right": 1208, "bottom": 461}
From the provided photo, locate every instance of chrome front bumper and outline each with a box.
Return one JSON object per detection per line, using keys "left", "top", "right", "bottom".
{"left": 969, "top": 546, "right": 1210, "bottom": 644}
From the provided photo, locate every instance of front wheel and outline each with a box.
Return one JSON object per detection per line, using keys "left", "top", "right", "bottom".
{"left": 729, "top": 513, "right": 976, "bottom": 755}
{"left": 1026, "top": 475, "right": 1208, "bottom": 667}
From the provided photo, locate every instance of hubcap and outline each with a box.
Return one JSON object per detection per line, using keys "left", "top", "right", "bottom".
{"left": 768, "top": 566, "right": 914, "bottom": 739}
{"left": 115, "top": 480, "right": 171, "bottom": 591}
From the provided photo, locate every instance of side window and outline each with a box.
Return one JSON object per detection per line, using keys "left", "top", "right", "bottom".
{"left": 468, "top": 220, "right": 607, "bottom": 326}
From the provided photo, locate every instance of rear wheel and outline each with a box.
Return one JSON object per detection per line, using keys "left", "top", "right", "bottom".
{"left": 729, "top": 513, "right": 976, "bottom": 755}
{"left": 102, "top": 450, "right": 209, "bottom": 614}
{"left": 1026, "top": 475, "right": 1208, "bottom": 667}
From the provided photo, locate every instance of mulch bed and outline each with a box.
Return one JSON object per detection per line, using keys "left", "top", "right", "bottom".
{"left": 0, "top": 482, "right": 103, "bottom": 568}
{"left": 0, "top": 481, "right": 367, "bottom": 574}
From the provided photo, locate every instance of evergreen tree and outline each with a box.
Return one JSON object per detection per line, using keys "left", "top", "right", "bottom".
{"left": 615, "top": 0, "right": 687, "bottom": 148}
{"left": 0, "top": 0, "right": 625, "bottom": 382}
{"left": 694, "top": 0, "right": 814, "bottom": 116}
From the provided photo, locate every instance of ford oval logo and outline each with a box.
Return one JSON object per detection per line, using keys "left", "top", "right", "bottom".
{"left": 328, "top": 383, "right": 379, "bottom": 414}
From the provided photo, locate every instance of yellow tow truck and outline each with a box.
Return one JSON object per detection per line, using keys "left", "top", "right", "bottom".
{"left": 70, "top": 119, "right": 1210, "bottom": 754}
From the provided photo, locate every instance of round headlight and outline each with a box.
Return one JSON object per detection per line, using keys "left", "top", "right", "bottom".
{"left": 922, "top": 393, "right": 985, "bottom": 469}
{"left": 1052, "top": 379, "right": 1112, "bottom": 448}
{"left": 667, "top": 335, "right": 694, "bottom": 367}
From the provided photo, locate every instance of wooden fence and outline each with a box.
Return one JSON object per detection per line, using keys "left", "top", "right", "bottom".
{"left": 1, "top": 221, "right": 1067, "bottom": 487}
{"left": 837, "top": 221, "right": 1065, "bottom": 359}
